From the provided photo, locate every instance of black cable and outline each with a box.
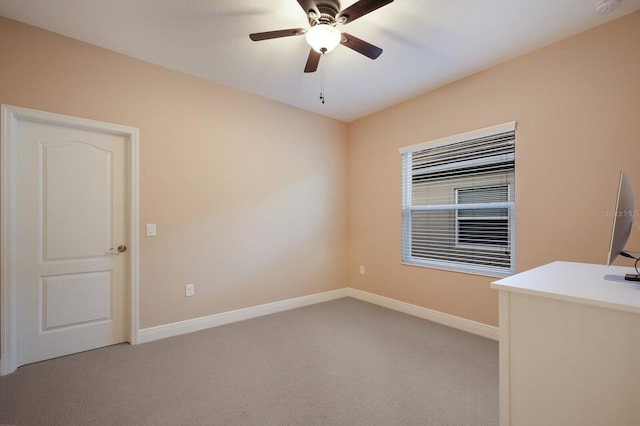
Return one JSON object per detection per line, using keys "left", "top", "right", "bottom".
{"left": 619, "top": 251, "right": 640, "bottom": 279}
{"left": 619, "top": 251, "right": 636, "bottom": 260}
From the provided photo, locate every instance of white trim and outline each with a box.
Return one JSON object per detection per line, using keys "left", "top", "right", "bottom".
{"left": 136, "top": 288, "right": 349, "bottom": 344}
{"left": 399, "top": 121, "right": 516, "bottom": 154}
{"left": 137, "top": 287, "right": 497, "bottom": 344}
{"left": 128, "top": 128, "right": 140, "bottom": 345}
{"left": 1, "top": 105, "right": 18, "bottom": 376}
{"left": 346, "top": 288, "right": 499, "bottom": 340}
{"left": 401, "top": 259, "right": 511, "bottom": 279}
{"left": 0, "top": 105, "right": 140, "bottom": 375}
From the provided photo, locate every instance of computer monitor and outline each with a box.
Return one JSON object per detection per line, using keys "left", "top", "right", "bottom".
{"left": 606, "top": 171, "right": 636, "bottom": 274}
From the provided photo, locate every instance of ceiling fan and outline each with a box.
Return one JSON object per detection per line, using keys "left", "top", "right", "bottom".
{"left": 249, "top": 0, "right": 394, "bottom": 73}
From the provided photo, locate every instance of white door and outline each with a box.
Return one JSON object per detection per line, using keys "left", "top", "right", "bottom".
{"left": 1, "top": 106, "right": 137, "bottom": 370}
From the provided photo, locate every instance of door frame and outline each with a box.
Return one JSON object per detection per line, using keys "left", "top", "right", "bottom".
{"left": 1, "top": 104, "right": 140, "bottom": 375}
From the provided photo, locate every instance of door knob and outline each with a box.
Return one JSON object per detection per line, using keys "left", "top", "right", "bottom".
{"left": 109, "top": 245, "right": 127, "bottom": 253}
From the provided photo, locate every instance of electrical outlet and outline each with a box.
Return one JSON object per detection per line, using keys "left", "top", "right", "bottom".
{"left": 359, "top": 265, "right": 365, "bottom": 275}
{"left": 185, "top": 283, "right": 195, "bottom": 297}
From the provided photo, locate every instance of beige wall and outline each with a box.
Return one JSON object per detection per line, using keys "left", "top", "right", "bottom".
{"left": 2, "top": 12, "right": 639, "bottom": 332}
{"left": 0, "top": 17, "right": 348, "bottom": 328}
{"left": 347, "top": 11, "right": 640, "bottom": 326}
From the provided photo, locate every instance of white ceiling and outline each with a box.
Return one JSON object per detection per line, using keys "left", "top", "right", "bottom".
{"left": 1, "top": 0, "right": 639, "bottom": 122}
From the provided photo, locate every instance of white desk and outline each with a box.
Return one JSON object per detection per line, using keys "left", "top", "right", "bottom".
{"left": 491, "top": 261, "right": 640, "bottom": 426}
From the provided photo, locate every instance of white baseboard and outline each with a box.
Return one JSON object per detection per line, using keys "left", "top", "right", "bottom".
{"left": 346, "top": 288, "right": 499, "bottom": 340}
{"left": 136, "top": 288, "right": 349, "bottom": 344}
{"left": 136, "top": 287, "right": 498, "bottom": 345}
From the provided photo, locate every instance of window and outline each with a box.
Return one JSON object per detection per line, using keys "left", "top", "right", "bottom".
{"left": 400, "top": 122, "right": 516, "bottom": 277}
{"left": 455, "top": 184, "right": 510, "bottom": 249}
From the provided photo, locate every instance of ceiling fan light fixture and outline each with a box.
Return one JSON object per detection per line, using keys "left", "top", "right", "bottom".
{"left": 305, "top": 24, "right": 341, "bottom": 54}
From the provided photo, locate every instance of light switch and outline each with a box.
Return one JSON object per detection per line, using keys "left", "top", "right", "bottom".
{"left": 146, "top": 223, "right": 157, "bottom": 237}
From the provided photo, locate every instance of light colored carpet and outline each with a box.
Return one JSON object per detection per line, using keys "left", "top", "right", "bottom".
{"left": 0, "top": 297, "right": 498, "bottom": 425}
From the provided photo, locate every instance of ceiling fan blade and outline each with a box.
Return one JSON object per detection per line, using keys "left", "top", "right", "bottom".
{"left": 340, "top": 32, "right": 383, "bottom": 59}
{"left": 249, "top": 28, "right": 306, "bottom": 41}
{"left": 304, "top": 49, "right": 321, "bottom": 73}
{"left": 297, "top": 0, "right": 319, "bottom": 17}
{"left": 337, "top": 0, "right": 394, "bottom": 24}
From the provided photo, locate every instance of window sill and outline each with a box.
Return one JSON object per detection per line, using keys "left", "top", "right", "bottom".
{"left": 401, "top": 259, "right": 513, "bottom": 278}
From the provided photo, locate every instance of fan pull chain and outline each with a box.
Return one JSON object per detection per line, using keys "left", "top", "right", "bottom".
{"left": 319, "top": 56, "right": 325, "bottom": 104}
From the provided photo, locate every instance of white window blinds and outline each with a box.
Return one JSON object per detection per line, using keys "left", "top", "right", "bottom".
{"left": 400, "top": 122, "right": 516, "bottom": 277}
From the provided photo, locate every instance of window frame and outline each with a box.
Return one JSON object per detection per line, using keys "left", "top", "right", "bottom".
{"left": 400, "top": 122, "right": 516, "bottom": 278}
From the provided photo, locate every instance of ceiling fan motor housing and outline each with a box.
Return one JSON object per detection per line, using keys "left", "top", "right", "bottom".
{"left": 310, "top": 0, "right": 341, "bottom": 25}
